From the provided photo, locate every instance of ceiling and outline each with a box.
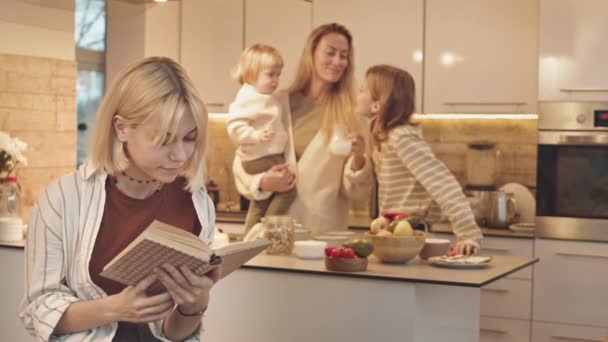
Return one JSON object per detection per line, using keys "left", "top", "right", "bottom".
{"left": 110, "top": 0, "right": 178, "bottom": 4}
{"left": 22, "top": 0, "right": 75, "bottom": 11}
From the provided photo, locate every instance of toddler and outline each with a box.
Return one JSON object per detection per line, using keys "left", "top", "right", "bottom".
{"left": 227, "top": 44, "right": 295, "bottom": 231}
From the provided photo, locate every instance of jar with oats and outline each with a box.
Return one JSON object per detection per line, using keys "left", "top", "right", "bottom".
{"left": 261, "top": 215, "right": 295, "bottom": 255}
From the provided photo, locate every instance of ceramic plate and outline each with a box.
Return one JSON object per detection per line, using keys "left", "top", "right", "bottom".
{"left": 499, "top": 182, "right": 536, "bottom": 223}
{"left": 428, "top": 255, "right": 492, "bottom": 269}
{"left": 326, "top": 231, "right": 358, "bottom": 237}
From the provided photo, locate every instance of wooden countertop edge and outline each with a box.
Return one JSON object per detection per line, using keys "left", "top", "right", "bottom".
{"left": 242, "top": 255, "right": 539, "bottom": 288}
{"left": 241, "top": 264, "right": 487, "bottom": 287}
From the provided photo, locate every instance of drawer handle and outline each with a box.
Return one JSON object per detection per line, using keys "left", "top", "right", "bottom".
{"left": 556, "top": 252, "right": 608, "bottom": 260}
{"left": 480, "top": 328, "right": 507, "bottom": 335}
{"left": 559, "top": 88, "right": 608, "bottom": 93}
{"left": 481, "top": 288, "right": 509, "bottom": 294}
{"left": 483, "top": 247, "right": 511, "bottom": 253}
{"left": 551, "top": 336, "right": 603, "bottom": 342}
{"left": 444, "top": 101, "right": 526, "bottom": 106}
{"left": 205, "top": 102, "right": 225, "bottom": 107}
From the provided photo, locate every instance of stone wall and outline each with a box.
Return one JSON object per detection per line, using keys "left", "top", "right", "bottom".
{"left": 0, "top": 53, "right": 77, "bottom": 222}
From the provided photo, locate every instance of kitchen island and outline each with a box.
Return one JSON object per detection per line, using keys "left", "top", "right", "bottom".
{"left": 202, "top": 253, "right": 537, "bottom": 342}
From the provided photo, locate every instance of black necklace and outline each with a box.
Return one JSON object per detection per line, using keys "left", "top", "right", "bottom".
{"left": 120, "top": 171, "right": 157, "bottom": 184}
{"left": 112, "top": 171, "right": 161, "bottom": 193}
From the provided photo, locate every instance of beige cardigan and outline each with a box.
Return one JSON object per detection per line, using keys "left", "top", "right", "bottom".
{"left": 233, "top": 91, "right": 373, "bottom": 235}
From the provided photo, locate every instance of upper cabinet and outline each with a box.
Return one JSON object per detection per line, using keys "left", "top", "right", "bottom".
{"left": 424, "top": 0, "right": 538, "bottom": 114}
{"left": 538, "top": 0, "right": 608, "bottom": 102}
{"left": 245, "top": 0, "right": 312, "bottom": 88}
{"left": 178, "top": 0, "right": 541, "bottom": 114}
{"left": 313, "top": 0, "right": 424, "bottom": 111}
{"left": 181, "top": 0, "right": 311, "bottom": 112}
{"left": 181, "top": 0, "right": 243, "bottom": 113}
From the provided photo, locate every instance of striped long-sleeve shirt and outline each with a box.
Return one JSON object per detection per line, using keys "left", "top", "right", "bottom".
{"left": 19, "top": 161, "right": 215, "bottom": 342}
{"left": 372, "top": 125, "right": 482, "bottom": 242}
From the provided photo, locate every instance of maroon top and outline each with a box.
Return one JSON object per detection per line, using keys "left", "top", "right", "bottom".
{"left": 89, "top": 177, "right": 201, "bottom": 341}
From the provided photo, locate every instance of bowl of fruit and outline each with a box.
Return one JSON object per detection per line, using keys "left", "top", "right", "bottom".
{"left": 324, "top": 238, "right": 374, "bottom": 272}
{"left": 367, "top": 214, "right": 426, "bottom": 263}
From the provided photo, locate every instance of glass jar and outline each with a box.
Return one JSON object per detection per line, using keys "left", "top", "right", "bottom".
{"left": 0, "top": 177, "right": 21, "bottom": 217}
{"left": 261, "top": 215, "right": 295, "bottom": 255}
{"left": 466, "top": 142, "right": 500, "bottom": 187}
{"left": 0, "top": 177, "right": 23, "bottom": 241}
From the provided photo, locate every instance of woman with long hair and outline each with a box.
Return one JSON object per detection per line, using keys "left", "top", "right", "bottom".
{"left": 233, "top": 23, "right": 373, "bottom": 234}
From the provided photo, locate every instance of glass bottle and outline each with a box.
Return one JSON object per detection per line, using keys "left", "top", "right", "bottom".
{"left": 0, "top": 176, "right": 23, "bottom": 241}
{"left": 0, "top": 177, "right": 20, "bottom": 217}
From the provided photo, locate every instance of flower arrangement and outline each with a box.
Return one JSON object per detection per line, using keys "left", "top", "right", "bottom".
{"left": 0, "top": 132, "right": 28, "bottom": 178}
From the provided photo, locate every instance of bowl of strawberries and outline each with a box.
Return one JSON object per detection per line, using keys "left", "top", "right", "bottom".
{"left": 324, "top": 239, "right": 374, "bottom": 272}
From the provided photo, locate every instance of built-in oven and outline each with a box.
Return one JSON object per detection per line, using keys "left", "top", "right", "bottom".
{"left": 536, "top": 102, "right": 608, "bottom": 242}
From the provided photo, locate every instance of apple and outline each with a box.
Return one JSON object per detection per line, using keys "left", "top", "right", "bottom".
{"left": 370, "top": 216, "right": 389, "bottom": 233}
{"left": 393, "top": 220, "right": 414, "bottom": 236}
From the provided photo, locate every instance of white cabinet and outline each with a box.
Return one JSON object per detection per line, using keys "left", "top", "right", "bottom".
{"left": 181, "top": 0, "right": 243, "bottom": 113}
{"left": 533, "top": 239, "right": 608, "bottom": 327}
{"left": 532, "top": 321, "right": 608, "bottom": 342}
{"left": 480, "top": 317, "right": 531, "bottom": 342}
{"left": 313, "top": 0, "right": 424, "bottom": 111}
{"left": 245, "top": 0, "right": 312, "bottom": 88}
{"left": 539, "top": 0, "right": 608, "bottom": 102}
{"left": 424, "top": 0, "right": 538, "bottom": 114}
{"left": 481, "top": 278, "right": 532, "bottom": 320}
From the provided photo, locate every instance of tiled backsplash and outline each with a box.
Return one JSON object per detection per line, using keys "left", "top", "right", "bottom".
{"left": 207, "top": 114, "right": 537, "bottom": 217}
{"left": 419, "top": 116, "right": 537, "bottom": 188}
{"left": 0, "top": 53, "right": 77, "bottom": 222}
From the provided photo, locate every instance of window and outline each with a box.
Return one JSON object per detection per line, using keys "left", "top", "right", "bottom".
{"left": 75, "top": 0, "right": 106, "bottom": 166}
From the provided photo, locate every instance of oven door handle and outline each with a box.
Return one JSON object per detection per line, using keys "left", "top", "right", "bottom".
{"left": 559, "top": 134, "right": 608, "bottom": 145}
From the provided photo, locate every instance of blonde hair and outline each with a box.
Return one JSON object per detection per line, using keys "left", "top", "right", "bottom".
{"left": 89, "top": 56, "right": 209, "bottom": 192}
{"left": 290, "top": 23, "right": 358, "bottom": 138}
{"left": 232, "top": 44, "right": 284, "bottom": 85}
{"left": 366, "top": 65, "right": 417, "bottom": 150}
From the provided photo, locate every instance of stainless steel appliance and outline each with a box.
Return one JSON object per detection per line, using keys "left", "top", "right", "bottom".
{"left": 466, "top": 142, "right": 500, "bottom": 189}
{"left": 466, "top": 190, "right": 517, "bottom": 228}
{"left": 536, "top": 102, "right": 608, "bottom": 242}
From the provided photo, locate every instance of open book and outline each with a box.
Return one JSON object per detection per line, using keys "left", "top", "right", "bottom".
{"left": 100, "top": 220, "right": 271, "bottom": 294}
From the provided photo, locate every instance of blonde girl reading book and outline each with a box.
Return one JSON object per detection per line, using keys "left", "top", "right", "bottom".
{"left": 227, "top": 44, "right": 295, "bottom": 231}
{"left": 20, "top": 57, "right": 219, "bottom": 341}
{"left": 357, "top": 65, "right": 483, "bottom": 255}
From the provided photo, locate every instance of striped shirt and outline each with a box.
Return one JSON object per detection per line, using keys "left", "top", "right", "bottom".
{"left": 19, "top": 161, "right": 215, "bottom": 342}
{"left": 372, "top": 125, "right": 482, "bottom": 242}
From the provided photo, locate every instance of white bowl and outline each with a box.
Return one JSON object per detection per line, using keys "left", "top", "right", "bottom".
{"left": 293, "top": 240, "right": 327, "bottom": 259}
{"left": 419, "top": 238, "right": 451, "bottom": 259}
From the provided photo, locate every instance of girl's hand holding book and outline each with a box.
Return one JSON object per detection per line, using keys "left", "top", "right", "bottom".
{"left": 112, "top": 273, "right": 175, "bottom": 323}
{"left": 155, "top": 263, "right": 222, "bottom": 316}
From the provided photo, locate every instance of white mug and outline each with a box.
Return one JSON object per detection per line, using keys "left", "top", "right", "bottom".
{"left": 329, "top": 124, "right": 351, "bottom": 156}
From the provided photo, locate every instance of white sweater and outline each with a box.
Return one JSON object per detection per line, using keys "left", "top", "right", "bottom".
{"left": 226, "top": 83, "right": 289, "bottom": 161}
{"left": 19, "top": 161, "right": 215, "bottom": 342}
{"left": 372, "top": 125, "right": 483, "bottom": 242}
